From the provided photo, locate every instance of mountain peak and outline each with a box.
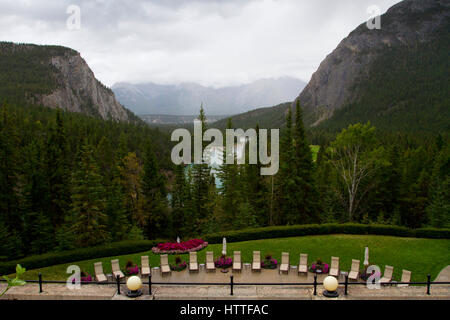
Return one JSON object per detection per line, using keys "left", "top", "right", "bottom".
{"left": 295, "top": 0, "right": 450, "bottom": 127}
{"left": 0, "top": 42, "right": 135, "bottom": 122}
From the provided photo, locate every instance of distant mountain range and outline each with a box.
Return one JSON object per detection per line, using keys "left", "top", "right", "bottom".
{"left": 112, "top": 77, "right": 306, "bottom": 116}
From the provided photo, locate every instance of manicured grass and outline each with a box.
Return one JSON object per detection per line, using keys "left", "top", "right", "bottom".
{"left": 13, "top": 234, "right": 450, "bottom": 282}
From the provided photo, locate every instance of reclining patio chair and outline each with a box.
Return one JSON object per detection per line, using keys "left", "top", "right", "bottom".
{"left": 279, "top": 252, "right": 290, "bottom": 274}
{"left": 380, "top": 265, "right": 394, "bottom": 284}
{"left": 160, "top": 254, "right": 171, "bottom": 275}
{"left": 348, "top": 259, "right": 360, "bottom": 280}
{"left": 298, "top": 254, "right": 308, "bottom": 274}
{"left": 111, "top": 259, "right": 125, "bottom": 279}
{"left": 329, "top": 256, "right": 340, "bottom": 277}
{"left": 397, "top": 269, "right": 411, "bottom": 287}
{"left": 206, "top": 251, "right": 215, "bottom": 272}
{"left": 141, "top": 255, "right": 151, "bottom": 276}
{"left": 233, "top": 251, "right": 242, "bottom": 272}
{"left": 252, "top": 251, "right": 261, "bottom": 272}
{"left": 94, "top": 262, "right": 107, "bottom": 283}
{"left": 189, "top": 252, "right": 199, "bottom": 272}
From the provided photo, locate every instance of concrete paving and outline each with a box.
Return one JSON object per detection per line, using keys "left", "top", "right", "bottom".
{"left": 1, "top": 265, "right": 449, "bottom": 300}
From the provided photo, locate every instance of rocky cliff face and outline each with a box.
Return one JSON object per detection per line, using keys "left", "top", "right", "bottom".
{"left": 41, "top": 52, "right": 130, "bottom": 121}
{"left": 0, "top": 42, "right": 132, "bottom": 122}
{"left": 295, "top": 0, "right": 450, "bottom": 126}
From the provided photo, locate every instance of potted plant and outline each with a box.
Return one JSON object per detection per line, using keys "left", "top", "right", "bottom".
{"left": 170, "top": 256, "right": 187, "bottom": 272}
{"left": 309, "top": 258, "right": 329, "bottom": 274}
{"left": 71, "top": 271, "right": 93, "bottom": 284}
{"left": 360, "top": 268, "right": 381, "bottom": 281}
{"left": 125, "top": 260, "right": 140, "bottom": 277}
{"left": 214, "top": 254, "right": 232, "bottom": 272}
{"left": 261, "top": 253, "right": 278, "bottom": 269}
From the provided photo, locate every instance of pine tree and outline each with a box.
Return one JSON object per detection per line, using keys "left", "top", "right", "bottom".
{"left": 0, "top": 106, "right": 20, "bottom": 229}
{"left": 70, "top": 143, "right": 109, "bottom": 247}
{"left": 171, "top": 163, "right": 188, "bottom": 236}
{"left": 45, "top": 110, "right": 70, "bottom": 228}
{"left": 142, "top": 142, "right": 170, "bottom": 239}
{"left": 292, "top": 100, "right": 319, "bottom": 223}
{"left": 118, "top": 152, "right": 145, "bottom": 229}
{"left": 216, "top": 118, "right": 241, "bottom": 230}
{"left": 243, "top": 124, "right": 267, "bottom": 226}
{"left": 275, "top": 106, "right": 296, "bottom": 224}
{"left": 190, "top": 106, "right": 213, "bottom": 234}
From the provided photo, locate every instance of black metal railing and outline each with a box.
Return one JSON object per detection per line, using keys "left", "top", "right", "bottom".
{"left": 2, "top": 273, "right": 449, "bottom": 297}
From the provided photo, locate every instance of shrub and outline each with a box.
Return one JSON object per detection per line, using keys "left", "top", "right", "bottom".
{"left": 203, "top": 223, "right": 450, "bottom": 244}
{"left": 0, "top": 239, "right": 166, "bottom": 276}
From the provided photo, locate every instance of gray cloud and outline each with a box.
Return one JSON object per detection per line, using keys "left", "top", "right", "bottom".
{"left": 0, "top": 0, "right": 402, "bottom": 87}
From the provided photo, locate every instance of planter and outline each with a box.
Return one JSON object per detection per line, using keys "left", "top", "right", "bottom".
{"left": 214, "top": 256, "right": 232, "bottom": 269}
{"left": 170, "top": 262, "right": 187, "bottom": 272}
{"left": 261, "top": 258, "right": 278, "bottom": 270}
{"left": 309, "top": 261, "right": 329, "bottom": 274}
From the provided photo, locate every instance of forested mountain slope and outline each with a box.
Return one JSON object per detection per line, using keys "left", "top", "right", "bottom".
{"left": 0, "top": 42, "right": 137, "bottom": 122}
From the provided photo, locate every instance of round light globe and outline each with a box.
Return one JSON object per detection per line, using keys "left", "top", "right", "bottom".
{"left": 323, "top": 276, "right": 339, "bottom": 292}
{"left": 127, "top": 276, "right": 143, "bottom": 291}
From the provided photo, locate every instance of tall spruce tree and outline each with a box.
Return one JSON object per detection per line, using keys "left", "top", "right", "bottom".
{"left": 142, "top": 142, "right": 170, "bottom": 239}
{"left": 46, "top": 110, "right": 70, "bottom": 228}
{"left": 292, "top": 101, "right": 319, "bottom": 223}
{"left": 275, "top": 106, "right": 296, "bottom": 224}
{"left": 190, "top": 106, "right": 213, "bottom": 234}
{"left": 171, "top": 163, "right": 189, "bottom": 236}
{"left": 70, "top": 142, "right": 109, "bottom": 247}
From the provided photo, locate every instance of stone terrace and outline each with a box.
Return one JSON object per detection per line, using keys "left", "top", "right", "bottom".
{"left": 1, "top": 265, "right": 449, "bottom": 300}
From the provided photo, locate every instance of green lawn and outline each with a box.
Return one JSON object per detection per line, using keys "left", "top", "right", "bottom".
{"left": 14, "top": 234, "right": 450, "bottom": 282}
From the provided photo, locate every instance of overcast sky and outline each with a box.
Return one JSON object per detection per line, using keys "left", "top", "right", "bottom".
{"left": 0, "top": 0, "right": 402, "bottom": 88}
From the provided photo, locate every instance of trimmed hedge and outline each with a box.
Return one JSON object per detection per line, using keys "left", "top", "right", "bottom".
{"left": 0, "top": 239, "right": 166, "bottom": 276}
{"left": 203, "top": 223, "right": 450, "bottom": 244}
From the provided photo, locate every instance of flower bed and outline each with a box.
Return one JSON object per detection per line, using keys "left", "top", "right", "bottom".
{"left": 214, "top": 256, "right": 232, "bottom": 269}
{"left": 309, "top": 259, "right": 329, "bottom": 274}
{"left": 152, "top": 239, "right": 208, "bottom": 254}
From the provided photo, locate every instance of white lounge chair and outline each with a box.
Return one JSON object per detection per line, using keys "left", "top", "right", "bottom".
{"left": 189, "top": 252, "right": 199, "bottom": 271}
{"left": 329, "top": 256, "right": 340, "bottom": 277}
{"left": 233, "top": 251, "right": 242, "bottom": 272}
{"left": 252, "top": 251, "right": 261, "bottom": 271}
{"left": 298, "top": 254, "right": 308, "bottom": 274}
{"left": 348, "top": 259, "right": 360, "bottom": 280}
{"left": 380, "top": 265, "right": 394, "bottom": 284}
{"left": 206, "top": 251, "right": 215, "bottom": 272}
{"left": 111, "top": 259, "right": 125, "bottom": 279}
{"left": 141, "top": 256, "right": 151, "bottom": 276}
{"left": 94, "top": 262, "right": 107, "bottom": 282}
{"left": 280, "top": 252, "right": 289, "bottom": 274}
{"left": 398, "top": 269, "right": 411, "bottom": 287}
{"left": 160, "top": 254, "right": 171, "bottom": 275}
